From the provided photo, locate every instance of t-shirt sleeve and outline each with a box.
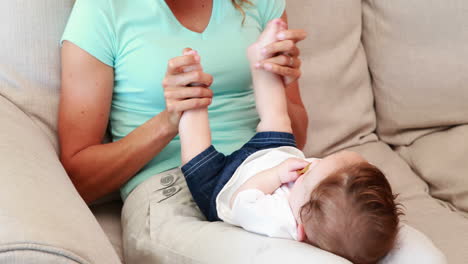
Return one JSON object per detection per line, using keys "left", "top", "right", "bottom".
{"left": 61, "top": 0, "right": 116, "bottom": 67}
{"left": 230, "top": 189, "right": 296, "bottom": 239}
{"left": 254, "top": 0, "right": 286, "bottom": 29}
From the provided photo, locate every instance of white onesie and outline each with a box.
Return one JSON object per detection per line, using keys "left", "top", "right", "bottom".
{"left": 215, "top": 146, "right": 447, "bottom": 264}
{"left": 216, "top": 146, "right": 316, "bottom": 240}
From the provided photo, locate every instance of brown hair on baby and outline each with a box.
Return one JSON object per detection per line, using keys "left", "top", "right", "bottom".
{"left": 300, "top": 162, "right": 403, "bottom": 264}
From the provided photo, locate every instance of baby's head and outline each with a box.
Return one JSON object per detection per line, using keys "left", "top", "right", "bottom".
{"left": 289, "top": 151, "right": 402, "bottom": 264}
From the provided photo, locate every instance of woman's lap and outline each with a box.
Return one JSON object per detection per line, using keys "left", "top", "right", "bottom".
{"left": 121, "top": 168, "right": 445, "bottom": 264}
{"left": 122, "top": 168, "right": 202, "bottom": 263}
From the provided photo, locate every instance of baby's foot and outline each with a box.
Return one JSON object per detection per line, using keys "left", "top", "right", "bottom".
{"left": 183, "top": 50, "right": 204, "bottom": 87}
{"left": 247, "top": 18, "right": 286, "bottom": 63}
{"left": 257, "top": 18, "right": 284, "bottom": 52}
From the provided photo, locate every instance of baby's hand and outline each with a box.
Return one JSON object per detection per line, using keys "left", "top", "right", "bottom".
{"left": 277, "top": 158, "right": 310, "bottom": 183}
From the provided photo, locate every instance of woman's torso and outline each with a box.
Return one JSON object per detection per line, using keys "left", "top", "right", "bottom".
{"left": 61, "top": 0, "right": 286, "bottom": 199}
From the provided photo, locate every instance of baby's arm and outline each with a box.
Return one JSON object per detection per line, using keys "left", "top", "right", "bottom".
{"left": 230, "top": 158, "right": 309, "bottom": 208}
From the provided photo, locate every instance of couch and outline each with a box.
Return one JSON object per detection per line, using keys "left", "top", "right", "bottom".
{"left": 1, "top": 0, "right": 467, "bottom": 263}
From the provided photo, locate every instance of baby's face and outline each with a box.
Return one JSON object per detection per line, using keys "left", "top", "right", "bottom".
{"left": 289, "top": 151, "right": 368, "bottom": 222}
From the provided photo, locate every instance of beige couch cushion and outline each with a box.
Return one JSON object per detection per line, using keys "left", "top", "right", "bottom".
{"left": 397, "top": 125, "right": 468, "bottom": 215}
{"left": 287, "top": 0, "right": 377, "bottom": 157}
{"left": 0, "top": 0, "right": 123, "bottom": 262}
{"left": 0, "top": 245, "right": 84, "bottom": 264}
{"left": 0, "top": 0, "right": 74, "bottom": 152}
{"left": 362, "top": 0, "right": 468, "bottom": 221}
{"left": 288, "top": 1, "right": 467, "bottom": 261}
{"left": 362, "top": 0, "right": 468, "bottom": 146}
{"left": 0, "top": 96, "right": 121, "bottom": 264}
{"left": 348, "top": 141, "right": 468, "bottom": 264}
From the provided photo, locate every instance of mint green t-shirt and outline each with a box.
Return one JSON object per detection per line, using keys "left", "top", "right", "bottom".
{"left": 61, "top": 0, "right": 286, "bottom": 200}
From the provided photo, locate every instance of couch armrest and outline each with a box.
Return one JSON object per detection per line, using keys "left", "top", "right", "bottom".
{"left": 0, "top": 96, "right": 121, "bottom": 264}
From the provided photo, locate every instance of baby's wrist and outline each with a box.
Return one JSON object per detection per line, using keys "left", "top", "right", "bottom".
{"left": 247, "top": 57, "right": 262, "bottom": 68}
{"left": 276, "top": 166, "right": 288, "bottom": 184}
{"left": 247, "top": 43, "right": 267, "bottom": 64}
{"left": 249, "top": 62, "right": 261, "bottom": 74}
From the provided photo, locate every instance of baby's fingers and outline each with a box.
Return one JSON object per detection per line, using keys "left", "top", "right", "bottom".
{"left": 279, "top": 158, "right": 310, "bottom": 183}
{"left": 285, "top": 158, "right": 310, "bottom": 172}
{"left": 282, "top": 171, "right": 301, "bottom": 183}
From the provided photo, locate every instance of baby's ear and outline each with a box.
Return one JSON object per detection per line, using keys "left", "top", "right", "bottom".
{"left": 297, "top": 224, "right": 306, "bottom": 242}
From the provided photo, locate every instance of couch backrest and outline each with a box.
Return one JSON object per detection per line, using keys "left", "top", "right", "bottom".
{"left": 0, "top": 0, "right": 74, "bottom": 152}
{"left": 3, "top": 1, "right": 466, "bottom": 157}
{"left": 362, "top": 0, "right": 468, "bottom": 146}
{"left": 361, "top": 0, "right": 468, "bottom": 217}
{"left": 287, "top": 0, "right": 377, "bottom": 157}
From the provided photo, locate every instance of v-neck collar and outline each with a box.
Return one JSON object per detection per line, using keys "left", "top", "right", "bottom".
{"left": 159, "top": 0, "right": 217, "bottom": 37}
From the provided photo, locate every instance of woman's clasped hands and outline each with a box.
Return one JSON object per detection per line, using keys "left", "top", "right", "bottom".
{"left": 255, "top": 19, "right": 307, "bottom": 85}
{"left": 162, "top": 48, "right": 214, "bottom": 128}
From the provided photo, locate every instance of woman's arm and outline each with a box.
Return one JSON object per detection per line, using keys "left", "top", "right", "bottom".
{"left": 59, "top": 41, "right": 177, "bottom": 203}
{"left": 59, "top": 43, "right": 212, "bottom": 203}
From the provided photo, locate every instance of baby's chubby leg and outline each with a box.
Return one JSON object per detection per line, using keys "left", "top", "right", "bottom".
{"left": 248, "top": 18, "right": 292, "bottom": 133}
{"left": 179, "top": 50, "right": 212, "bottom": 165}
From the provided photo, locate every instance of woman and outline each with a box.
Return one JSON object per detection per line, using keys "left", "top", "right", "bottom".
{"left": 59, "top": 0, "right": 309, "bottom": 262}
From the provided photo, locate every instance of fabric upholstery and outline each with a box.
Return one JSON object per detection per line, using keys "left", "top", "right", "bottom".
{"left": 287, "top": 0, "right": 378, "bottom": 157}
{"left": 397, "top": 125, "right": 468, "bottom": 215}
{"left": 91, "top": 200, "right": 124, "bottom": 262}
{"left": 362, "top": 0, "right": 468, "bottom": 146}
{"left": 0, "top": 0, "right": 74, "bottom": 152}
{"left": 0, "top": 95, "right": 121, "bottom": 263}
{"left": 0, "top": 0, "right": 124, "bottom": 262}
{"left": 0, "top": 244, "right": 87, "bottom": 264}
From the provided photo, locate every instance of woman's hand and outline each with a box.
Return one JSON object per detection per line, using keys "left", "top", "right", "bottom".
{"left": 163, "top": 48, "right": 214, "bottom": 129}
{"left": 257, "top": 20, "right": 307, "bottom": 86}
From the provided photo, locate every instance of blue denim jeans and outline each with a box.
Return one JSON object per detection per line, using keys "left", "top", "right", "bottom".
{"left": 181, "top": 132, "right": 296, "bottom": 221}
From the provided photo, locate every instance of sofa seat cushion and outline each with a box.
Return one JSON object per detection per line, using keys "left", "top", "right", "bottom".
{"left": 397, "top": 125, "right": 468, "bottom": 215}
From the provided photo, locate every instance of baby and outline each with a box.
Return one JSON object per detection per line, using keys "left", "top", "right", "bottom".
{"left": 178, "top": 18, "right": 401, "bottom": 264}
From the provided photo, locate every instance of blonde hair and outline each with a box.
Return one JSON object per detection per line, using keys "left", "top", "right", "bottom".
{"left": 231, "top": 0, "right": 253, "bottom": 24}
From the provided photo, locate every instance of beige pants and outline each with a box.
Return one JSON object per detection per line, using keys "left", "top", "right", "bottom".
{"left": 121, "top": 168, "right": 446, "bottom": 264}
